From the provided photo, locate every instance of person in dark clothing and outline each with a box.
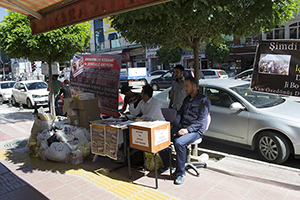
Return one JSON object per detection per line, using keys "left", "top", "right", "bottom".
{"left": 160, "top": 77, "right": 211, "bottom": 185}
{"left": 119, "top": 85, "right": 142, "bottom": 114}
{"left": 59, "top": 79, "right": 72, "bottom": 98}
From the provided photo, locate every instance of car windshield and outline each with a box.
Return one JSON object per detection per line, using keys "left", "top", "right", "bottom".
{"left": 0, "top": 82, "right": 15, "bottom": 89}
{"left": 231, "top": 84, "right": 285, "bottom": 108}
{"left": 25, "top": 82, "right": 47, "bottom": 90}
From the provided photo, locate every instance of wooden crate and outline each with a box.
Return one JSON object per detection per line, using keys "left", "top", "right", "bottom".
{"left": 129, "top": 121, "right": 170, "bottom": 153}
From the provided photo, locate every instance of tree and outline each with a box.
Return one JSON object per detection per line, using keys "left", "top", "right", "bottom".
{"left": 156, "top": 47, "right": 181, "bottom": 68}
{"left": 111, "top": 0, "right": 299, "bottom": 85}
{"left": 0, "top": 11, "right": 91, "bottom": 115}
{"left": 206, "top": 41, "right": 231, "bottom": 68}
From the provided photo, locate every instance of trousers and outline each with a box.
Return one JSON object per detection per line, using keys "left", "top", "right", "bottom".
{"left": 160, "top": 126, "right": 201, "bottom": 176}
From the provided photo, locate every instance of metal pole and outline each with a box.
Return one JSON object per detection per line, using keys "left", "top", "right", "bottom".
{"left": 19, "top": 100, "right": 23, "bottom": 110}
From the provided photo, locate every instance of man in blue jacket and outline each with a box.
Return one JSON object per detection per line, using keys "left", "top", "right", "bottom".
{"left": 160, "top": 76, "right": 211, "bottom": 185}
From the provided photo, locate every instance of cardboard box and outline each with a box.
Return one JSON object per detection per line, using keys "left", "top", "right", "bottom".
{"left": 67, "top": 108, "right": 79, "bottom": 117}
{"left": 69, "top": 98, "right": 99, "bottom": 110}
{"left": 129, "top": 121, "right": 170, "bottom": 153}
{"left": 78, "top": 109, "right": 101, "bottom": 129}
{"left": 70, "top": 116, "right": 80, "bottom": 127}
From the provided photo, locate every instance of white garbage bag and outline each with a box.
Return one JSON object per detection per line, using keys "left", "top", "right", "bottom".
{"left": 44, "top": 142, "right": 70, "bottom": 162}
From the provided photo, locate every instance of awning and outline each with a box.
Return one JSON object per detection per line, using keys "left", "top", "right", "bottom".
{"left": 0, "top": 0, "right": 171, "bottom": 35}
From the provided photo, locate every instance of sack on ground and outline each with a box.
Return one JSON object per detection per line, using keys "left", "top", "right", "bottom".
{"left": 44, "top": 142, "right": 70, "bottom": 162}
{"left": 145, "top": 152, "right": 163, "bottom": 171}
{"left": 38, "top": 140, "right": 49, "bottom": 161}
{"left": 36, "top": 129, "right": 52, "bottom": 146}
{"left": 65, "top": 150, "right": 83, "bottom": 165}
{"left": 27, "top": 108, "right": 54, "bottom": 149}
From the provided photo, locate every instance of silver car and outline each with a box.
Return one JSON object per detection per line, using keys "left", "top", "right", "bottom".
{"left": 155, "top": 79, "right": 300, "bottom": 164}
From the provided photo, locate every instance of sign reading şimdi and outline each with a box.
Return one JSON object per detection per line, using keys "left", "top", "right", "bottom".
{"left": 251, "top": 40, "right": 300, "bottom": 97}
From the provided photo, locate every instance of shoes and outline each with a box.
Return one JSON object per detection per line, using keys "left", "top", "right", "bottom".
{"left": 174, "top": 174, "right": 186, "bottom": 185}
{"left": 160, "top": 166, "right": 171, "bottom": 173}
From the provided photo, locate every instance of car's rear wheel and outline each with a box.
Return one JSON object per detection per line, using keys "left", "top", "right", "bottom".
{"left": 152, "top": 83, "right": 159, "bottom": 91}
{"left": 256, "top": 131, "right": 290, "bottom": 164}
{"left": 11, "top": 96, "right": 17, "bottom": 106}
{"left": 27, "top": 98, "right": 33, "bottom": 109}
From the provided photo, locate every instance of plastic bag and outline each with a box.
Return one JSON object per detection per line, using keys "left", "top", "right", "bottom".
{"left": 27, "top": 107, "right": 54, "bottom": 148}
{"left": 145, "top": 152, "right": 163, "bottom": 171}
{"left": 55, "top": 129, "right": 75, "bottom": 143}
{"left": 36, "top": 129, "right": 52, "bottom": 146}
{"left": 44, "top": 142, "right": 70, "bottom": 162}
{"left": 65, "top": 150, "right": 83, "bottom": 165}
{"left": 38, "top": 140, "right": 49, "bottom": 161}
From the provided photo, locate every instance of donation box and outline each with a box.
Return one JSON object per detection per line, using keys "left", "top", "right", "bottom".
{"left": 129, "top": 121, "right": 170, "bottom": 153}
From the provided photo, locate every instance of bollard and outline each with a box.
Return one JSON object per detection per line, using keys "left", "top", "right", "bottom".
{"left": 19, "top": 100, "right": 23, "bottom": 110}
{"left": 0, "top": 96, "right": 3, "bottom": 105}
{"left": 8, "top": 98, "right": 12, "bottom": 107}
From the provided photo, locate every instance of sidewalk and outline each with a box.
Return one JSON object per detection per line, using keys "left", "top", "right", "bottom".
{"left": 1, "top": 105, "right": 300, "bottom": 200}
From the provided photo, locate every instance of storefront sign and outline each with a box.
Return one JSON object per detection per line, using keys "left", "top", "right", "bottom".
{"left": 146, "top": 45, "right": 161, "bottom": 58}
{"left": 251, "top": 40, "right": 300, "bottom": 97}
{"left": 130, "top": 48, "right": 145, "bottom": 56}
{"left": 70, "top": 54, "right": 121, "bottom": 117}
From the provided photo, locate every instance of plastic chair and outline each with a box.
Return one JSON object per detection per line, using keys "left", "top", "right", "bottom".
{"left": 185, "top": 114, "right": 211, "bottom": 176}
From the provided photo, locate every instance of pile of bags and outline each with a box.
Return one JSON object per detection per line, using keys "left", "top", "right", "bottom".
{"left": 28, "top": 107, "right": 91, "bottom": 165}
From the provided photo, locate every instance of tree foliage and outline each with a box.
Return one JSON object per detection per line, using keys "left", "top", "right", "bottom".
{"left": 206, "top": 41, "right": 231, "bottom": 65}
{"left": 156, "top": 47, "right": 181, "bottom": 67}
{"left": 0, "top": 10, "right": 91, "bottom": 116}
{"left": 111, "top": 0, "right": 299, "bottom": 84}
{"left": 0, "top": 11, "right": 91, "bottom": 64}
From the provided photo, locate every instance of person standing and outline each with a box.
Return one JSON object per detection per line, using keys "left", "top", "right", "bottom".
{"left": 59, "top": 79, "right": 72, "bottom": 116}
{"left": 59, "top": 79, "right": 72, "bottom": 98}
{"left": 129, "top": 84, "right": 165, "bottom": 121}
{"left": 169, "top": 65, "right": 187, "bottom": 112}
{"left": 160, "top": 77, "right": 211, "bottom": 185}
{"left": 47, "top": 74, "right": 63, "bottom": 116}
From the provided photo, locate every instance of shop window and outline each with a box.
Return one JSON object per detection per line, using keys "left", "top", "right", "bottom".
{"left": 289, "top": 22, "right": 300, "bottom": 39}
{"left": 110, "top": 33, "right": 121, "bottom": 49}
{"left": 266, "top": 26, "right": 285, "bottom": 39}
{"left": 94, "top": 19, "right": 104, "bottom": 51}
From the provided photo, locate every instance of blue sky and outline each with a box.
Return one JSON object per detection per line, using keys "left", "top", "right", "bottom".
{"left": 0, "top": 7, "right": 8, "bottom": 20}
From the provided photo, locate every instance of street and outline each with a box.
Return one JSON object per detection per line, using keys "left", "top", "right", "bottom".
{"left": 1, "top": 84, "right": 300, "bottom": 170}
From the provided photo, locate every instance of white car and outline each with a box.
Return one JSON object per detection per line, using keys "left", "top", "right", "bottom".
{"left": 201, "top": 69, "right": 228, "bottom": 79}
{"left": 233, "top": 69, "right": 253, "bottom": 81}
{"left": 0, "top": 81, "right": 16, "bottom": 102}
{"left": 145, "top": 70, "right": 168, "bottom": 84}
{"left": 11, "top": 80, "right": 49, "bottom": 108}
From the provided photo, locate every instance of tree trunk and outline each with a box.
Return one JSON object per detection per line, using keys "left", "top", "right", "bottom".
{"left": 192, "top": 38, "right": 200, "bottom": 87}
{"left": 48, "top": 59, "right": 55, "bottom": 117}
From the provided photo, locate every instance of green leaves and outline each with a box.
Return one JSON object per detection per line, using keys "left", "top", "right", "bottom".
{"left": 0, "top": 10, "right": 91, "bottom": 63}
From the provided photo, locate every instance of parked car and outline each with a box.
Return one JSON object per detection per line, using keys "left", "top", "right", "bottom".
{"left": 156, "top": 79, "right": 300, "bottom": 164}
{"left": 11, "top": 80, "right": 49, "bottom": 108}
{"left": 201, "top": 69, "right": 228, "bottom": 79}
{"left": 0, "top": 81, "right": 16, "bottom": 102}
{"left": 150, "top": 69, "right": 204, "bottom": 91}
{"left": 145, "top": 70, "right": 168, "bottom": 84}
{"left": 233, "top": 68, "right": 253, "bottom": 81}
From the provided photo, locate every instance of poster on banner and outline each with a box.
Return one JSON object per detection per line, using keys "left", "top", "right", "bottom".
{"left": 70, "top": 54, "right": 121, "bottom": 118}
{"left": 105, "top": 126, "right": 119, "bottom": 160}
{"left": 90, "top": 124, "right": 105, "bottom": 156}
{"left": 251, "top": 40, "right": 300, "bottom": 98}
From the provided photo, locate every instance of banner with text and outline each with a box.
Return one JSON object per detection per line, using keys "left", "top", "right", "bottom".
{"left": 70, "top": 54, "right": 121, "bottom": 117}
{"left": 251, "top": 40, "right": 300, "bottom": 97}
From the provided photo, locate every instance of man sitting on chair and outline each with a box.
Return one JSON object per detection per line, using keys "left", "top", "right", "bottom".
{"left": 160, "top": 77, "right": 211, "bottom": 185}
